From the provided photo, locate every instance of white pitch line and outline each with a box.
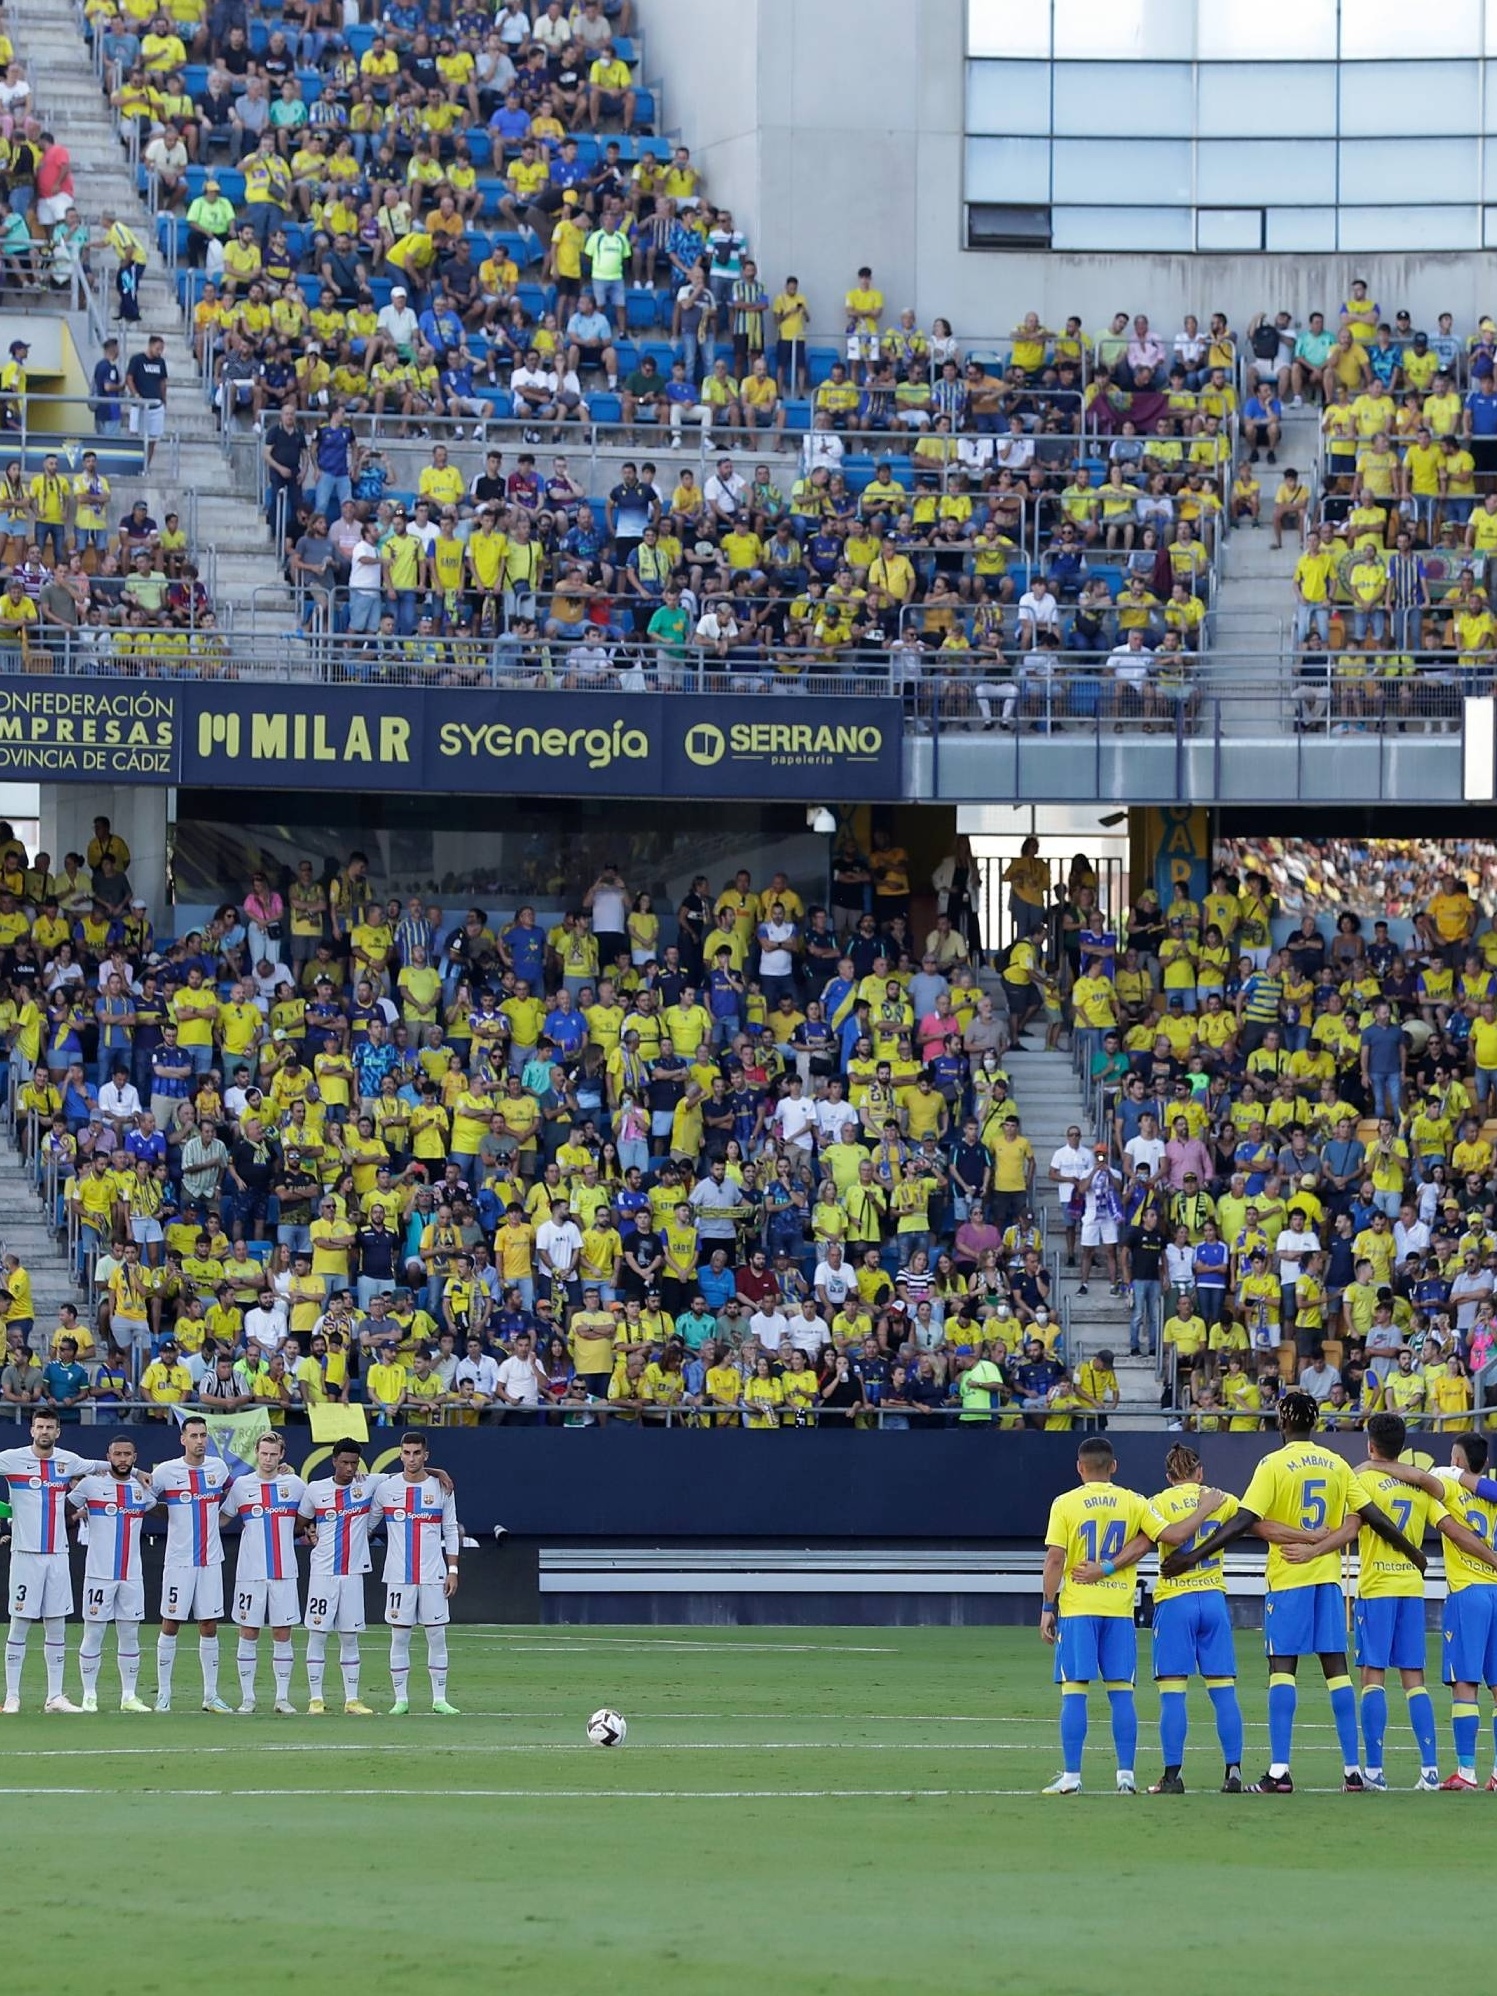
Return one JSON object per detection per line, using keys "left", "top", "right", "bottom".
{"left": 464, "top": 1635, "right": 898, "bottom": 1653}
{"left": 0, "top": 1784, "right": 1401, "bottom": 1800}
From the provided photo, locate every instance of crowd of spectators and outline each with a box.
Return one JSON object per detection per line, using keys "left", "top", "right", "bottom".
{"left": 0, "top": 821, "right": 1129, "bottom": 1431}
{"left": 1061, "top": 855, "right": 1497, "bottom": 1433}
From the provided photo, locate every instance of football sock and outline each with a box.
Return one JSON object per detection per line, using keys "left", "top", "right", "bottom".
{"left": 155, "top": 1632, "right": 177, "bottom": 1700}
{"left": 1361, "top": 1685, "right": 1387, "bottom": 1773}
{"left": 117, "top": 1623, "right": 141, "bottom": 1700}
{"left": 389, "top": 1625, "right": 412, "bottom": 1700}
{"left": 1326, "top": 1675, "right": 1359, "bottom": 1773}
{"left": 1158, "top": 1682, "right": 1188, "bottom": 1769}
{"left": 4, "top": 1622, "right": 27, "bottom": 1700}
{"left": 199, "top": 1635, "right": 220, "bottom": 1702}
{"left": 79, "top": 1622, "right": 106, "bottom": 1698}
{"left": 305, "top": 1630, "right": 327, "bottom": 1702}
{"left": 42, "top": 1617, "right": 66, "bottom": 1700}
{"left": 1106, "top": 1686, "right": 1137, "bottom": 1773}
{"left": 1059, "top": 1685, "right": 1087, "bottom": 1774}
{"left": 339, "top": 1635, "right": 361, "bottom": 1703}
{"left": 1267, "top": 1672, "right": 1297, "bottom": 1772}
{"left": 1453, "top": 1700, "right": 1480, "bottom": 1772}
{"left": 1407, "top": 1687, "right": 1438, "bottom": 1774}
{"left": 1207, "top": 1681, "right": 1243, "bottom": 1766}
{"left": 272, "top": 1640, "right": 294, "bottom": 1702}
{"left": 426, "top": 1626, "right": 449, "bottom": 1701}
{"left": 237, "top": 1636, "right": 259, "bottom": 1704}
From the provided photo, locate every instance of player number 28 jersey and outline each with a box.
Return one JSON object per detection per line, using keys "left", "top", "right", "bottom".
{"left": 300, "top": 1475, "right": 383, "bottom": 1579}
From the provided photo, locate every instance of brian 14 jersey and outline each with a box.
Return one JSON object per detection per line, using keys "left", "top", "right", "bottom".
{"left": 300, "top": 1474, "right": 383, "bottom": 1579}
{"left": 0, "top": 1447, "right": 106, "bottom": 1554}
{"left": 151, "top": 1457, "right": 234, "bottom": 1568}
{"left": 376, "top": 1475, "right": 459, "bottom": 1586}
{"left": 223, "top": 1472, "right": 308, "bottom": 1584}
{"left": 70, "top": 1474, "right": 157, "bottom": 1583}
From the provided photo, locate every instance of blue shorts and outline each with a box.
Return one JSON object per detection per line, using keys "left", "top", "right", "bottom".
{"left": 1263, "top": 1581, "right": 1346, "bottom": 1658}
{"left": 1443, "top": 1587, "right": 1497, "bottom": 1687}
{"left": 1055, "top": 1613, "right": 1136, "bottom": 1685}
{"left": 1354, "top": 1595, "right": 1427, "bottom": 1672}
{"left": 1152, "top": 1590, "right": 1237, "bottom": 1679}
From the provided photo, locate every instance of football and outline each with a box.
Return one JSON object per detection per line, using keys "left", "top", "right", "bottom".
{"left": 586, "top": 1707, "right": 627, "bottom": 1747}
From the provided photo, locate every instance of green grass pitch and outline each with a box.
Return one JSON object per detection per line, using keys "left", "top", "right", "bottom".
{"left": 4, "top": 1622, "right": 1489, "bottom": 1995}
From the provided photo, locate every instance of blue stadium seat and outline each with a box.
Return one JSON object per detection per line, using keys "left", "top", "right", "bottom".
{"left": 626, "top": 289, "right": 658, "bottom": 330}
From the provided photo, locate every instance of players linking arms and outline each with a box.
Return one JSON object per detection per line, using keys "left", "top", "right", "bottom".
{"left": 1158, "top": 1469, "right": 1427, "bottom": 1578}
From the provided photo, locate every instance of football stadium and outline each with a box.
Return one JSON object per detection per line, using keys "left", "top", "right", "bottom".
{"left": 8, "top": 0, "right": 1497, "bottom": 1988}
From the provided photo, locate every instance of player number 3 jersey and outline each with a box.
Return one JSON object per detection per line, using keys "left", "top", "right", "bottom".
{"left": 0, "top": 1447, "right": 107, "bottom": 1554}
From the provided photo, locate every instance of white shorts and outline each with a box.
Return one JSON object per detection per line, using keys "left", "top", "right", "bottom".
{"left": 9, "top": 1550, "right": 73, "bottom": 1619}
{"left": 385, "top": 1581, "right": 449, "bottom": 1628}
{"left": 305, "top": 1574, "right": 366, "bottom": 1634}
{"left": 231, "top": 1577, "right": 302, "bottom": 1630}
{"left": 161, "top": 1562, "right": 225, "bottom": 1624}
{"left": 82, "top": 1576, "right": 146, "bottom": 1623}
{"left": 113, "top": 1314, "right": 151, "bottom": 1353}
{"left": 1080, "top": 1217, "right": 1120, "bottom": 1247}
{"left": 129, "top": 401, "right": 166, "bottom": 440}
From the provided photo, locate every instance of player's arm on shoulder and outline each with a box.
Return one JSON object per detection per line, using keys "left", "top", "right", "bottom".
{"left": 1458, "top": 1471, "right": 1497, "bottom": 1503}
{"left": 1071, "top": 1529, "right": 1152, "bottom": 1585}
{"left": 1357, "top": 1457, "right": 1443, "bottom": 1497}
{"left": 1437, "top": 1512, "right": 1497, "bottom": 1571}
{"left": 1160, "top": 1506, "right": 1257, "bottom": 1577}
{"left": 1154, "top": 1486, "right": 1231, "bottom": 1545}
{"left": 1353, "top": 1495, "right": 1428, "bottom": 1572}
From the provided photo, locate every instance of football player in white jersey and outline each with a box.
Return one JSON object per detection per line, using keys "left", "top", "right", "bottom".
{"left": 374, "top": 1430, "right": 460, "bottom": 1716}
{"left": 149, "top": 1413, "right": 235, "bottom": 1713}
{"left": 221, "top": 1431, "right": 307, "bottom": 1715}
{"left": 0, "top": 1410, "right": 110, "bottom": 1713}
{"left": 69, "top": 1435, "right": 157, "bottom": 1713}
{"left": 298, "top": 1436, "right": 379, "bottom": 1715}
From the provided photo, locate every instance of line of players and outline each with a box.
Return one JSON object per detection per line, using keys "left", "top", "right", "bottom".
{"left": 0, "top": 1412, "right": 461, "bottom": 1716}
{"left": 1041, "top": 1394, "right": 1497, "bottom": 1794}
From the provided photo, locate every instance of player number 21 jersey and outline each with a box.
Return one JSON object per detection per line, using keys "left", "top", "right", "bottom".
{"left": 223, "top": 1473, "right": 308, "bottom": 1584}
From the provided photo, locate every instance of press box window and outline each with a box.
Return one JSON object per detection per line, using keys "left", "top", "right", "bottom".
{"left": 966, "top": 203, "right": 1052, "bottom": 249}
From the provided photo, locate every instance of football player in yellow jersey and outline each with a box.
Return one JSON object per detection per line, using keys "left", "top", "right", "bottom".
{"left": 1073, "top": 1442, "right": 1246, "bottom": 1792}
{"left": 1163, "top": 1391, "right": 1424, "bottom": 1792}
{"left": 1292, "top": 1413, "right": 1497, "bottom": 1789}
{"left": 1038, "top": 1436, "right": 1151, "bottom": 1794}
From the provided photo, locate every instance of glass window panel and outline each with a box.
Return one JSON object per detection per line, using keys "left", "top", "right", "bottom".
{"left": 967, "top": 0, "right": 1051, "bottom": 58}
{"left": 1487, "top": 0, "right": 1497, "bottom": 54}
{"left": 1340, "top": 138, "right": 1478, "bottom": 204}
{"left": 1341, "top": 60, "right": 1477, "bottom": 128}
{"left": 1053, "top": 61, "right": 1192, "bottom": 135}
{"left": 1342, "top": 0, "right": 1478, "bottom": 56}
{"left": 1051, "top": 205, "right": 1193, "bottom": 251}
{"left": 966, "top": 135, "right": 1051, "bottom": 203}
{"left": 1053, "top": 0, "right": 1191, "bottom": 59}
{"left": 1052, "top": 138, "right": 1192, "bottom": 205}
{"left": 1197, "top": 140, "right": 1334, "bottom": 207}
{"left": 1266, "top": 208, "right": 1336, "bottom": 252}
{"left": 1197, "top": 0, "right": 1336, "bottom": 59}
{"left": 1196, "top": 63, "right": 1337, "bottom": 137}
{"left": 1337, "top": 205, "right": 1480, "bottom": 250}
{"left": 1195, "top": 209, "right": 1263, "bottom": 251}
{"left": 966, "top": 60, "right": 1052, "bottom": 135}
{"left": 1482, "top": 148, "right": 1497, "bottom": 198}
{"left": 1484, "top": 205, "right": 1497, "bottom": 244}
{"left": 1483, "top": 60, "right": 1497, "bottom": 122}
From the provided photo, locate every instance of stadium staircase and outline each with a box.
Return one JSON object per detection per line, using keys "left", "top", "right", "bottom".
{"left": 1209, "top": 402, "right": 1322, "bottom": 720}
{"left": 0, "top": 1132, "right": 82, "bottom": 1360}
{"left": 1007, "top": 1044, "right": 1154, "bottom": 1422}
{"left": 23, "top": 9, "right": 289, "bottom": 631}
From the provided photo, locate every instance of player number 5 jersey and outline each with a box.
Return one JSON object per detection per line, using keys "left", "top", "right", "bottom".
{"left": 376, "top": 1474, "right": 459, "bottom": 1587}
{"left": 151, "top": 1457, "right": 234, "bottom": 1568}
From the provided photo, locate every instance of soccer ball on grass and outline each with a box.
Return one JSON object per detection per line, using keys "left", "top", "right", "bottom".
{"left": 586, "top": 1707, "right": 627, "bottom": 1746}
